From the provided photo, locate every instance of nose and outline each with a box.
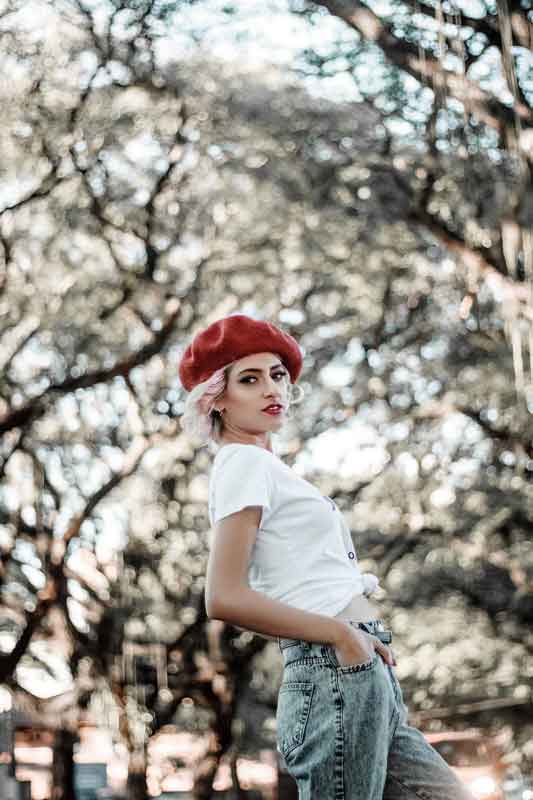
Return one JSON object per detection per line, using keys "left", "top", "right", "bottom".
{"left": 263, "top": 377, "right": 283, "bottom": 400}
{"left": 264, "top": 375, "right": 281, "bottom": 393}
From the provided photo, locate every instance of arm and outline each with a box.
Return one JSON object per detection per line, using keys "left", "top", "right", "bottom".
{"left": 209, "top": 585, "right": 349, "bottom": 645}
{"left": 205, "top": 505, "right": 349, "bottom": 647}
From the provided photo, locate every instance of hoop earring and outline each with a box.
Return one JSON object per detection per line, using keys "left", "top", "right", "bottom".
{"left": 285, "top": 383, "right": 304, "bottom": 419}
{"left": 289, "top": 384, "right": 304, "bottom": 404}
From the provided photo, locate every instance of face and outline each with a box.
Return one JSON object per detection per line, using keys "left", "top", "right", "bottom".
{"left": 214, "top": 352, "right": 291, "bottom": 446}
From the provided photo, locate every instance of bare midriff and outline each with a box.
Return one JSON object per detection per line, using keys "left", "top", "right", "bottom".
{"left": 334, "top": 591, "right": 380, "bottom": 623}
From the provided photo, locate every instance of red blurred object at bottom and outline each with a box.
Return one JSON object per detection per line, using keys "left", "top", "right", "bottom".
{"left": 424, "top": 730, "right": 507, "bottom": 800}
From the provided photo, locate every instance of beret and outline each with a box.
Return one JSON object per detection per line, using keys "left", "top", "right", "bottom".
{"left": 178, "top": 314, "right": 303, "bottom": 391}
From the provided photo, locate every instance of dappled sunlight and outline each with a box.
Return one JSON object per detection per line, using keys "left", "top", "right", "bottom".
{"left": 0, "top": 0, "right": 531, "bottom": 796}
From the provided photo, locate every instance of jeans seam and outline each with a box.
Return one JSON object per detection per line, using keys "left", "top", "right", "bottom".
{"left": 388, "top": 708, "right": 400, "bottom": 748}
{"left": 331, "top": 669, "right": 345, "bottom": 800}
{"left": 387, "top": 665, "right": 403, "bottom": 707}
{"left": 387, "top": 772, "right": 434, "bottom": 800}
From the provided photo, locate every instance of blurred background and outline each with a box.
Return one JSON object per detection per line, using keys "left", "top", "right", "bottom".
{"left": 0, "top": 0, "right": 532, "bottom": 798}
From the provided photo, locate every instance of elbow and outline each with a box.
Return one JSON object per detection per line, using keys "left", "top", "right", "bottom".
{"left": 205, "top": 592, "right": 227, "bottom": 620}
{"left": 205, "top": 589, "right": 242, "bottom": 621}
{"left": 205, "top": 599, "right": 221, "bottom": 620}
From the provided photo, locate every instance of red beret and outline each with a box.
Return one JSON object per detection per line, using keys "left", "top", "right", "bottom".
{"left": 178, "top": 314, "right": 303, "bottom": 391}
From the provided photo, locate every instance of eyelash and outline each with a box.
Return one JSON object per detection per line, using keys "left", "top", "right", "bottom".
{"left": 240, "top": 371, "right": 287, "bottom": 384}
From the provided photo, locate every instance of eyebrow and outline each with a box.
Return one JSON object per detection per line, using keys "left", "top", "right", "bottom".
{"left": 238, "top": 362, "right": 285, "bottom": 375}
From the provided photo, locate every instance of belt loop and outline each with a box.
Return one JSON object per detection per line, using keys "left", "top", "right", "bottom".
{"left": 321, "top": 642, "right": 337, "bottom": 667}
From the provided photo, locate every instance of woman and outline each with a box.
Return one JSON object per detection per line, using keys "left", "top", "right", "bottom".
{"left": 178, "top": 313, "right": 475, "bottom": 800}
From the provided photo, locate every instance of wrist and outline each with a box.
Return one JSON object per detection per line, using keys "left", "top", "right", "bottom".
{"left": 330, "top": 618, "right": 351, "bottom": 647}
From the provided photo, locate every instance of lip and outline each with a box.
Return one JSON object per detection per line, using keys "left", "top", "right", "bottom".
{"left": 262, "top": 404, "right": 284, "bottom": 414}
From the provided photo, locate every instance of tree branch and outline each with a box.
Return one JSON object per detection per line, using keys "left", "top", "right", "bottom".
{"left": 310, "top": 0, "right": 532, "bottom": 155}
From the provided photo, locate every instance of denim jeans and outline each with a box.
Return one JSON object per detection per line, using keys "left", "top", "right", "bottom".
{"left": 276, "top": 620, "right": 475, "bottom": 800}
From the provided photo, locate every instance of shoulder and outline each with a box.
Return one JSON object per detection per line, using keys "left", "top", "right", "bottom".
{"left": 214, "top": 443, "right": 275, "bottom": 463}
{"left": 212, "top": 443, "right": 276, "bottom": 474}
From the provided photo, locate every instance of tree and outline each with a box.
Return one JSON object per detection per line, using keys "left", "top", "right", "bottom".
{"left": 1, "top": 1, "right": 533, "bottom": 795}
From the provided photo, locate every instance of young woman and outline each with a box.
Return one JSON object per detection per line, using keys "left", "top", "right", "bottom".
{"left": 178, "top": 313, "right": 475, "bottom": 800}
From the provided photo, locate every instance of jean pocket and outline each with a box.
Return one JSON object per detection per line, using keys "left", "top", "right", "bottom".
{"left": 336, "top": 650, "right": 379, "bottom": 675}
{"left": 276, "top": 681, "right": 315, "bottom": 760}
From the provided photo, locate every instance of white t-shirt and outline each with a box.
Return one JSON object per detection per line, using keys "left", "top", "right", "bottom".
{"left": 208, "top": 442, "right": 379, "bottom": 617}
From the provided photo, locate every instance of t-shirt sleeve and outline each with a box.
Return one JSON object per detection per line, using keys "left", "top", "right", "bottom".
{"left": 211, "top": 447, "right": 274, "bottom": 527}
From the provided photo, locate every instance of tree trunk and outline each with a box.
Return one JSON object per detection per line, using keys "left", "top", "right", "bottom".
{"left": 192, "top": 751, "right": 221, "bottom": 800}
{"left": 126, "top": 748, "right": 148, "bottom": 800}
{"left": 51, "top": 729, "right": 76, "bottom": 800}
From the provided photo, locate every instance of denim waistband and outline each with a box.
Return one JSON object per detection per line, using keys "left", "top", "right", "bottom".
{"left": 277, "top": 618, "right": 392, "bottom": 654}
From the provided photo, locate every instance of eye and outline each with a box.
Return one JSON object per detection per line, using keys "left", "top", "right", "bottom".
{"left": 240, "top": 370, "right": 287, "bottom": 384}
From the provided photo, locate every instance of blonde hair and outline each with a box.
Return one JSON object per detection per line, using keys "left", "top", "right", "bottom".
{"left": 179, "top": 357, "right": 304, "bottom": 453}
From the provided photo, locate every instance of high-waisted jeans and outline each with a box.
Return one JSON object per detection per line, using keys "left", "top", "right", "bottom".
{"left": 276, "top": 619, "right": 475, "bottom": 800}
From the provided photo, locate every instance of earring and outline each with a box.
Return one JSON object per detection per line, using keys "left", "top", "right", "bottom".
{"left": 289, "top": 384, "right": 304, "bottom": 404}
{"left": 285, "top": 384, "right": 304, "bottom": 419}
